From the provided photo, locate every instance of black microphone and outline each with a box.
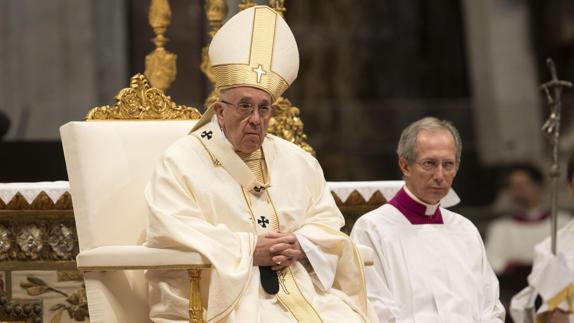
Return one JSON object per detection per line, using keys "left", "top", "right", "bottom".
{"left": 259, "top": 266, "right": 279, "bottom": 294}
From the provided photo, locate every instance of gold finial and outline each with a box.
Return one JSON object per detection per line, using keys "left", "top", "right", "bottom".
{"left": 269, "top": 0, "right": 286, "bottom": 16}
{"left": 239, "top": 0, "right": 257, "bottom": 11}
{"left": 85, "top": 74, "right": 201, "bottom": 120}
{"left": 145, "top": 0, "right": 177, "bottom": 92}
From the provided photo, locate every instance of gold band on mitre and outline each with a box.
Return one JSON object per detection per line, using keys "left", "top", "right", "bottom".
{"left": 212, "top": 64, "right": 290, "bottom": 101}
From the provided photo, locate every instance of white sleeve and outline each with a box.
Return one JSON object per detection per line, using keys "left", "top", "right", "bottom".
{"left": 478, "top": 236, "right": 506, "bottom": 323}
{"left": 350, "top": 220, "right": 399, "bottom": 323}
{"left": 294, "top": 233, "right": 337, "bottom": 291}
{"left": 485, "top": 221, "right": 510, "bottom": 274}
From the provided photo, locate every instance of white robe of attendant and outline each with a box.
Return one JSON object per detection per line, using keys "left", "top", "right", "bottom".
{"left": 510, "top": 219, "right": 574, "bottom": 323}
{"left": 351, "top": 187, "right": 505, "bottom": 323}
{"left": 486, "top": 209, "right": 571, "bottom": 274}
{"left": 144, "top": 122, "right": 376, "bottom": 323}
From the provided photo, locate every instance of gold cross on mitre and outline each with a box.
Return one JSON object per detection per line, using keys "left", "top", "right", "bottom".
{"left": 252, "top": 64, "right": 267, "bottom": 83}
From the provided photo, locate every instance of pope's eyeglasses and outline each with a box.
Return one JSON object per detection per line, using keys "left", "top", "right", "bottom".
{"left": 220, "top": 100, "right": 272, "bottom": 118}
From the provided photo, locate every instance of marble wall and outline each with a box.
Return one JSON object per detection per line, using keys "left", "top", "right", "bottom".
{"left": 0, "top": 0, "right": 127, "bottom": 140}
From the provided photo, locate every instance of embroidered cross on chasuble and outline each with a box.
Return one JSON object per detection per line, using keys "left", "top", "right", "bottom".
{"left": 237, "top": 149, "right": 323, "bottom": 322}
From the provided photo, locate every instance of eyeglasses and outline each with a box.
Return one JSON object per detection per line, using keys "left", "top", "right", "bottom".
{"left": 220, "top": 100, "right": 273, "bottom": 118}
{"left": 416, "top": 159, "right": 458, "bottom": 172}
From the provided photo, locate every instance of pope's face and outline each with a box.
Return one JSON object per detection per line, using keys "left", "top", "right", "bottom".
{"left": 214, "top": 87, "right": 273, "bottom": 153}
{"left": 399, "top": 129, "right": 458, "bottom": 204}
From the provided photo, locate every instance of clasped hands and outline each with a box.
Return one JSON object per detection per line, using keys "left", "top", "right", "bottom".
{"left": 253, "top": 232, "right": 306, "bottom": 271}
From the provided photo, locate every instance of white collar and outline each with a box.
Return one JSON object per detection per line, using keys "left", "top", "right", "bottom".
{"left": 404, "top": 186, "right": 440, "bottom": 216}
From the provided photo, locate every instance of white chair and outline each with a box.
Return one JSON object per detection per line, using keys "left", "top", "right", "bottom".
{"left": 60, "top": 74, "right": 209, "bottom": 323}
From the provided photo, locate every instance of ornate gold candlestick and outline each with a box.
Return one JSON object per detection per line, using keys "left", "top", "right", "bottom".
{"left": 145, "top": 0, "right": 177, "bottom": 92}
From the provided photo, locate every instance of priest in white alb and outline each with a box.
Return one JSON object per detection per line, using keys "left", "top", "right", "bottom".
{"left": 143, "top": 6, "right": 376, "bottom": 323}
{"left": 510, "top": 153, "right": 574, "bottom": 323}
{"left": 486, "top": 164, "right": 571, "bottom": 276}
{"left": 351, "top": 117, "right": 505, "bottom": 322}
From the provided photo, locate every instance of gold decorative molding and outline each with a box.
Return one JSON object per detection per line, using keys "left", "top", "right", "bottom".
{"left": 268, "top": 98, "right": 315, "bottom": 155}
{"left": 0, "top": 192, "right": 72, "bottom": 210}
{"left": 0, "top": 214, "right": 78, "bottom": 263}
{"left": 333, "top": 191, "right": 387, "bottom": 234}
{"left": 145, "top": 0, "right": 177, "bottom": 91}
{"left": 85, "top": 74, "right": 201, "bottom": 120}
{"left": 331, "top": 190, "right": 387, "bottom": 206}
{"left": 57, "top": 271, "right": 83, "bottom": 282}
{"left": 21, "top": 276, "right": 88, "bottom": 322}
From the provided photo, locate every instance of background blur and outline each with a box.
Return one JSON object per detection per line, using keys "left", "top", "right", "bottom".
{"left": 3, "top": 1, "right": 574, "bottom": 321}
{"left": 1, "top": 0, "right": 574, "bottom": 207}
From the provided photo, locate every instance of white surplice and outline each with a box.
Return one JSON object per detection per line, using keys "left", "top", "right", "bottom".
{"left": 351, "top": 203, "right": 505, "bottom": 323}
{"left": 486, "top": 210, "right": 572, "bottom": 274}
{"left": 510, "top": 219, "right": 574, "bottom": 323}
{"left": 144, "top": 122, "right": 376, "bottom": 323}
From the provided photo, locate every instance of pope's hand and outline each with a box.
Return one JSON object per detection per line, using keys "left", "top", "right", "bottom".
{"left": 253, "top": 232, "right": 305, "bottom": 270}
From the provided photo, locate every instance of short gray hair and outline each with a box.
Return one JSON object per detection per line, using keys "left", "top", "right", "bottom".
{"left": 396, "top": 117, "right": 462, "bottom": 164}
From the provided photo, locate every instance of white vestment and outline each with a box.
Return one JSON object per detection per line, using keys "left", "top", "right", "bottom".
{"left": 144, "top": 122, "right": 376, "bottom": 323}
{"left": 486, "top": 210, "right": 571, "bottom": 274}
{"left": 351, "top": 200, "right": 505, "bottom": 323}
{"left": 510, "top": 219, "right": 574, "bottom": 323}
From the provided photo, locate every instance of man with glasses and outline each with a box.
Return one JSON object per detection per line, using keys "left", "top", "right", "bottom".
{"left": 144, "top": 5, "right": 376, "bottom": 323}
{"left": 351, "top": 117, "right": 505, "bottom": 322}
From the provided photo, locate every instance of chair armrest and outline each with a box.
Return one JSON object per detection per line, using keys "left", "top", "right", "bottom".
{"left": 357, "top": 244, "right": 374, "bottom": 266}
{"left": 76, "top": 246, "right": 211, "bottom": 271}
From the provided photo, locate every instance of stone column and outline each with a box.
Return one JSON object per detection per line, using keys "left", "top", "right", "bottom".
{"left": 462, "top": 0, "right": 543, "bottom": 165}
{"left": 0, "top": 0, "right": 127, "bottom": 140}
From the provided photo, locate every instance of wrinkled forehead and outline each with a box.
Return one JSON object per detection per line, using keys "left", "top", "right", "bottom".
{"left": 415, "top": 129, "right": 457, "bottom": 159}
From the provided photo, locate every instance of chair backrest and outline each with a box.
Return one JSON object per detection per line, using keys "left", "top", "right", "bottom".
{"left": 61, "top": 120, "right": 198, "bottom": 251}
{"left": 61, "top": 120, "right": 197, "bottom": 323}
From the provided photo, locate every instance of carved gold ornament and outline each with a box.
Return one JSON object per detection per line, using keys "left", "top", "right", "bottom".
{"left": 268, "top": 97, "right": 315, "bottom": 155}
{"left": 205, "top": 0, "right": 228, "bottom": 38}
{"left": 268, "top": 0, "right": 286, "bottom": 16}
{"left": 85, "top": 74, "right": 201, "bottom": 120}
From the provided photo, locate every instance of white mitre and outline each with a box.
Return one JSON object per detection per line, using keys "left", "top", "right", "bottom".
{"left": 192, "top": 5, "right": 300, "bottom": 132}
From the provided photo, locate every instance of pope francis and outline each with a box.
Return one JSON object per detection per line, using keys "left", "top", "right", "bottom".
{"left": 143, "top": 6, "right": 376, "bottom": 323}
